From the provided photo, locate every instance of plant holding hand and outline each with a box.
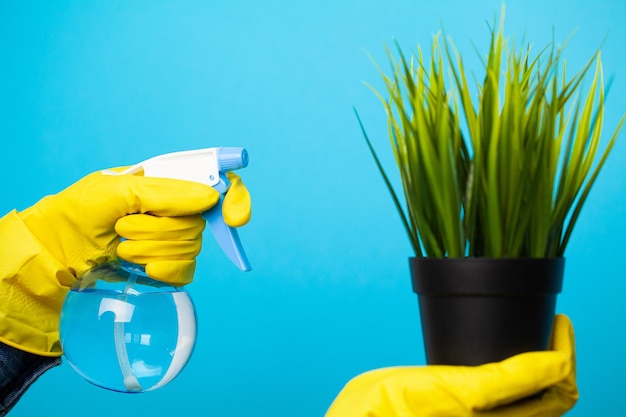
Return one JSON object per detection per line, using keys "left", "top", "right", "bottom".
{"left": 358, "top": 9, "right": 625, "bottom": 258}
{"left": 326, "top": 314, "right": 577, "bottom": 417}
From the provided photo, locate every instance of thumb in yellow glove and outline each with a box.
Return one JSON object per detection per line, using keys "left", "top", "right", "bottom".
{"left": 0, "top": 168, "right": 251, "bottom": 356}
{"left": 325, "top": 314, "right": 577, "bottom": 417}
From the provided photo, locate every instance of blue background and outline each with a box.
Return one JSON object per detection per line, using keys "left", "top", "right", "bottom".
{"left": 1, "top": 0, "right": 624, "bottom": 416}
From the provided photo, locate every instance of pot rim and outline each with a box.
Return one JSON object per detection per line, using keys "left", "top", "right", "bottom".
{"left": 409, "top": 257, "right": 565, "bottom": 295}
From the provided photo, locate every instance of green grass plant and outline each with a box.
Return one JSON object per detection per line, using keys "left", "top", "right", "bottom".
{"left": 358, "top": 11, "right": 625, "bottom": 258}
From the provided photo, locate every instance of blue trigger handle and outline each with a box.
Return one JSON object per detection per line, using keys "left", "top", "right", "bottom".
{"left": 203, "top": 172, "right": 252, "bottom": 271}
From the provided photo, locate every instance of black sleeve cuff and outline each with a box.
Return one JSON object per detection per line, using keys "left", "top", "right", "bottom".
{"left": 0, "top": 343, "right": 61, "bottom": 416}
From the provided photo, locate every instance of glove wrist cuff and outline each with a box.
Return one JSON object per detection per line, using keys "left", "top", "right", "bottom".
{"left": 0, "top": 210, "right": 75, "bottom": 356}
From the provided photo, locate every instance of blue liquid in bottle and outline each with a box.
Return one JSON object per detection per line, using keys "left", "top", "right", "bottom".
{"left": 59, "top": 261, "right": 197, "bottom": 393}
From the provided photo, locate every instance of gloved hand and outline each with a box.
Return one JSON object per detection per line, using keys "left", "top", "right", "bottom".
{"left": 0, "top": 168, "right": 251, "bottom": 356}
{"left": 325, "top": 314, "right": 577, "bottom": 417}
{"left": 114, "top": 171, "right": 250, "bottom": 283}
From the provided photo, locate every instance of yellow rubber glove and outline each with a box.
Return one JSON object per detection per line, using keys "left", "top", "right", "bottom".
{"left": 326, "top": 314, "right": 577, "bottom": 417}
{"left": 0, "top": 168, "right": 251, "bottom": 356}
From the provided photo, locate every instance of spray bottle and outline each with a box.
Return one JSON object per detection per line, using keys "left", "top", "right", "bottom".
{"left": 59, "top": 147, "right": 250, "bottom": 393}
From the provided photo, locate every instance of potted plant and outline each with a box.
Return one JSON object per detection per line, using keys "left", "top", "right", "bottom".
{"left": 356, "top": 10, "right": 625, "bottom": 366}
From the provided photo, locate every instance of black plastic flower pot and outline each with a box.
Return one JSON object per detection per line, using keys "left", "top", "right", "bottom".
{"left": 410, "top": 257, "right": 564, "bottom": 366}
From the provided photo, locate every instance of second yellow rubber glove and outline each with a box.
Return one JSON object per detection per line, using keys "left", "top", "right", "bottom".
{"left": 326, "top": 314, "right": 577, "bottom": 417}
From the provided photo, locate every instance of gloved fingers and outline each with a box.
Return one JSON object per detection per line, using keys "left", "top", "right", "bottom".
{"left": 549, "top": 314, "right": 575, "bottom": 358}
{"left": 475, "top": 379, "right": 576, "bottom": 417}
{"left": 223, "top": 172, "right": 251, "bottom": 227}
{"left": 455, "top": 352, "right": 570, "bottom": 411}
{"left": 113, "top": 173, "right": 220, "bottom": 217}
{"left": 545, "top": 314, "right": 578, "bottom": 411}
{"left": 116, "top": 238, "right": 202, "bottom": 264}
{"left": 473, "top": 392, "right": 573, "bottom": 417}
{"left": 115, "top": 214, "right": 206, "bottom": 241}
{"left": 327, "top": 348, "right": 575, "bottom": 417}
{"left": 145, "top": 259, "right": 196, "bottom": 286}
{"left": 469, "top": 315, "right": 577, "bottom": 416}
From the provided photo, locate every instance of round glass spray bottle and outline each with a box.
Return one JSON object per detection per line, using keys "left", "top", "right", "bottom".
{"left": 59, "top": 147, "right": 251, "bottom": 393}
